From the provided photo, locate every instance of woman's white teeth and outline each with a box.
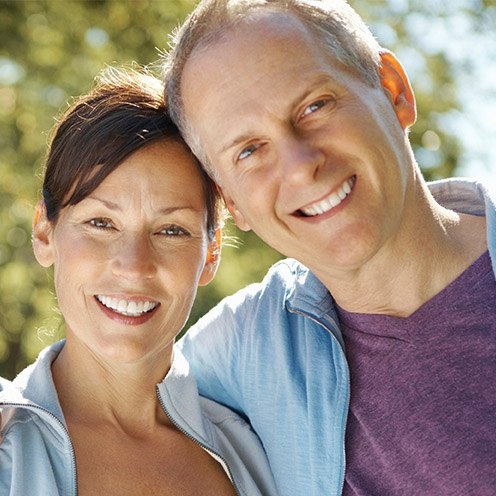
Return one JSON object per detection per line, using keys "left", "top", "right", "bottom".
{"left": 301, "top": 176, "right": 355, "bottom": 217}
{"left": 96, "top": 295, "right": 158, "bottom": 316}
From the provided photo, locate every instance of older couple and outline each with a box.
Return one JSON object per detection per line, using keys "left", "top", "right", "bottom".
{"left": 1, "top": 1, "right": 495, "bottom": 495}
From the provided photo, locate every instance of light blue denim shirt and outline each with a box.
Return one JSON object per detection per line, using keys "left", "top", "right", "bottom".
{"left": 178, "top": 178, "right": 496, "bottom": 496}
{"left": 0, "top": 341, "right": 278, "bottom": 496}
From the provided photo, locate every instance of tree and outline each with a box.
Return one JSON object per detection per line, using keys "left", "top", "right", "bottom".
{"left": 0, "top": 0, "right": 493, "bottom": 378}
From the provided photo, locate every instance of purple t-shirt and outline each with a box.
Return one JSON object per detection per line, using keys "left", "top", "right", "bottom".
{"left": 337, "top": 251, "right": 496, "bottom": 496}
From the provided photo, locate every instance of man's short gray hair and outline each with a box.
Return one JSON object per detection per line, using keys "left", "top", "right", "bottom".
{"left": 163, "top": 0, "right": 383, "bottom": 175}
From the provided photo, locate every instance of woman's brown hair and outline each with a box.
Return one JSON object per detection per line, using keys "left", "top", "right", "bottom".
{"left": 42, "top": 67, "right": 222, "bottom": 240}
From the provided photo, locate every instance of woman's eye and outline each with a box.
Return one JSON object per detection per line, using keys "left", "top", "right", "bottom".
{"left": 238, "top": 143, "right": 259, "bottom": 161}
{"left": 301, "top": 99, "right": 328, "bottom": 118}
{"left": 89, "top": 217, "right": 114, "bottom": 230}
{"left": 160, "top": 225, "right": 189, "bottom": 237}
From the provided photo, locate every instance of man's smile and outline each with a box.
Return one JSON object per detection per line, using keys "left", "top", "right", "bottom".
{"left": 298, "top": 175, "right": 355, "bottom": 217}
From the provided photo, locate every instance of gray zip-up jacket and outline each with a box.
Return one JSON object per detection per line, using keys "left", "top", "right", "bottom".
{"left": 0, "top": 340, "right": 278, "bottom": 496}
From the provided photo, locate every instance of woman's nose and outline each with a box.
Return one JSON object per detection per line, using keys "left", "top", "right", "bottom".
{"left": 110, "top": 234, "right": 157, "bottom": 281}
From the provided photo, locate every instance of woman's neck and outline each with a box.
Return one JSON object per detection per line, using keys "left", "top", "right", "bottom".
{"left": 51, "top": 337, "right": 173, "bottom": 434}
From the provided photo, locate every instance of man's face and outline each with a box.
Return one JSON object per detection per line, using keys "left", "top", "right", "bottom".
{"left": 181, "top": 12, "right": 414, "bottom": 279}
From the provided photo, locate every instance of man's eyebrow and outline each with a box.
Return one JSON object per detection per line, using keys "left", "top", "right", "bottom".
{"left": 217, "top": 75, "right": 333, "bottom": 156}
{"left": 288, "top": 75, "right": 336, "bottom": 113}
{"left": 218, "top": 132, "right": 259, "bottom": 155}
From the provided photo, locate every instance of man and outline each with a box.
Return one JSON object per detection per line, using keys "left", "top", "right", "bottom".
{"left": 164, "top": 1, "right": 496, "bottom": 494}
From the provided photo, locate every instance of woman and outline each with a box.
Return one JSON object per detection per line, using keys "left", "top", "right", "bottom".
{"left": 0, "top": 68, "right": 277, "bottom": 496}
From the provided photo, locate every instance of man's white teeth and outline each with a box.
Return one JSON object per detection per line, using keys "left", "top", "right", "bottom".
{"left": 96, "top": 295, "right": 158, "bottom": 316}
{"left": 301, "top": 176, "right": 355, "bottom": 217}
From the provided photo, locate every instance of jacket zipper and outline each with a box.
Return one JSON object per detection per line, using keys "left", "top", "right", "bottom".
{"left": 286, "top": 307, "right": 350, "bottom": 495}
{"left": 156, "top": 386, "right": 242, "bottom": 496}
{"left": 1, "top": 401, "right": 78, "bottom": 495}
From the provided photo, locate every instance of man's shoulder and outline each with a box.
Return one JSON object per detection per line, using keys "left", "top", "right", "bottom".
{"left": 212, "top": 258, "right": 319, "bottom": 312}
{"left": 262, "top": 257, "right": 311, "bottom": 290}
{"left": 194, "top": 258, "right": 332, "bottom": 334}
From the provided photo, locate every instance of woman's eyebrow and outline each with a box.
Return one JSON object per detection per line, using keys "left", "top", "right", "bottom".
{"left": 157, "top": 205, "right": 203, "bottom": 215}
{"left": 85, "top": 196, "right": 202, "bottom": 215}
{"left": 84, "top": 196, "right": 121, "bottom": 211}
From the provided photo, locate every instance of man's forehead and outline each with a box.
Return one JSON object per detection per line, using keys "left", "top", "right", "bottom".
{"left": 186, "top": 9, "right": 313, "bottom": 65}
{"left": 178, "top": 8, "right": 350, "bottom": 163}
{"left": 181, "top": 11, "right": 346, "bottom": 106}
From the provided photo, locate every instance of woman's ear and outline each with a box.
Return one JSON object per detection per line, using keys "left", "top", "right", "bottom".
{"left": 379, "top": 50, "right": 417, "bottom": 130}
{"left": 32, "top": 200, "right": 55, "bottom": 268}
{"left": 199, "top": 228, "right": 222, "bottom": 286}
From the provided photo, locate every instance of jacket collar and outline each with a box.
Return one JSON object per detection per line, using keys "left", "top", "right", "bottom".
{"left": 2, "top": 341, "right": 211, "bottom": 444}
{"left": 4, "top": 340, "right": 66, "bottom": 423}
{"left": 428, "top": 178, "right": 496, "bottom": 275}
{"left": 157, "top": 348, "right": 211, "bottom": 442}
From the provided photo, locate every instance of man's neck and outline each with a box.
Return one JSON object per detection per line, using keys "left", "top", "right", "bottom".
{"left": 315, "top": 192, "right": 487, "bottom": 318}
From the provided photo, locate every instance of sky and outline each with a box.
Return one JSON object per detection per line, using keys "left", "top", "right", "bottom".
{"left": 417, "top": 0, "right": 496, "bottom": 183}
{"left": 375, "top": 0, "right": 496, "bottom": 183}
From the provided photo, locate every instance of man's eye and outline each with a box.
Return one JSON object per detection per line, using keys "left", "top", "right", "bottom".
{"left": 89, "top": 217, "right": 113, "bottom": 230}
{"left": 160, "top": 225, "right": 189, "bottom": 237}
{"left": 301, "top": 99, "right": 328, "bottom": 118}
{"left": 238, "top": 144, "right": 259, "bottom": 161}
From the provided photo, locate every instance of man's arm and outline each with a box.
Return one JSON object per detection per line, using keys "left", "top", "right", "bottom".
{"left": 177, "top": 259, "right": 293, "bottom": 419}
{"left": 177, "top": 290, "right": 250, "bottom": 417}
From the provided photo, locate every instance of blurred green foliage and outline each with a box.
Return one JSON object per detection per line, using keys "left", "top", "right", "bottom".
{"left": 0, "top": 0, "right": 493, "bottom": 378}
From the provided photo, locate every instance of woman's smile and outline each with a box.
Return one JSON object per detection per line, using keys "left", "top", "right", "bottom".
{"left": 95, "top": 294, "right": 160, "bottom": 325}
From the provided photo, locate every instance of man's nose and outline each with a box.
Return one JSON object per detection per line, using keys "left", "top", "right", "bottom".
{"left": 279, "top": 133, "right": 325, "bottom": 184}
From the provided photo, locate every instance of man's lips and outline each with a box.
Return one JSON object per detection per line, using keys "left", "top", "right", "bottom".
{"left": 298, "top": 175, "right": 356, "bottom": 217}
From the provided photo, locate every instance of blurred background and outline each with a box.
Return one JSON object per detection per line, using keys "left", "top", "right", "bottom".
{"left": 1, "top": 0, "right": 495, "bottom": 379}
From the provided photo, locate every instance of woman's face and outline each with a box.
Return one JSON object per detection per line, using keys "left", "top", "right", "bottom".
{"left": 33, "top": 139, "right": 218, "bottom": 364}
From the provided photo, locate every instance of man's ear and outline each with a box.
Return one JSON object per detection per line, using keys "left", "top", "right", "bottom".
{"left": 199, "top": 228, "right": 222, "bottom": 286}
{"left": 379, "top": 50, "right": 417, "bottom": 130}
{"left": 219, "top": 187, "right": 251, "bottom": 232}
{"left": 32, "top": 200, "right": 55, "bottom": 268}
